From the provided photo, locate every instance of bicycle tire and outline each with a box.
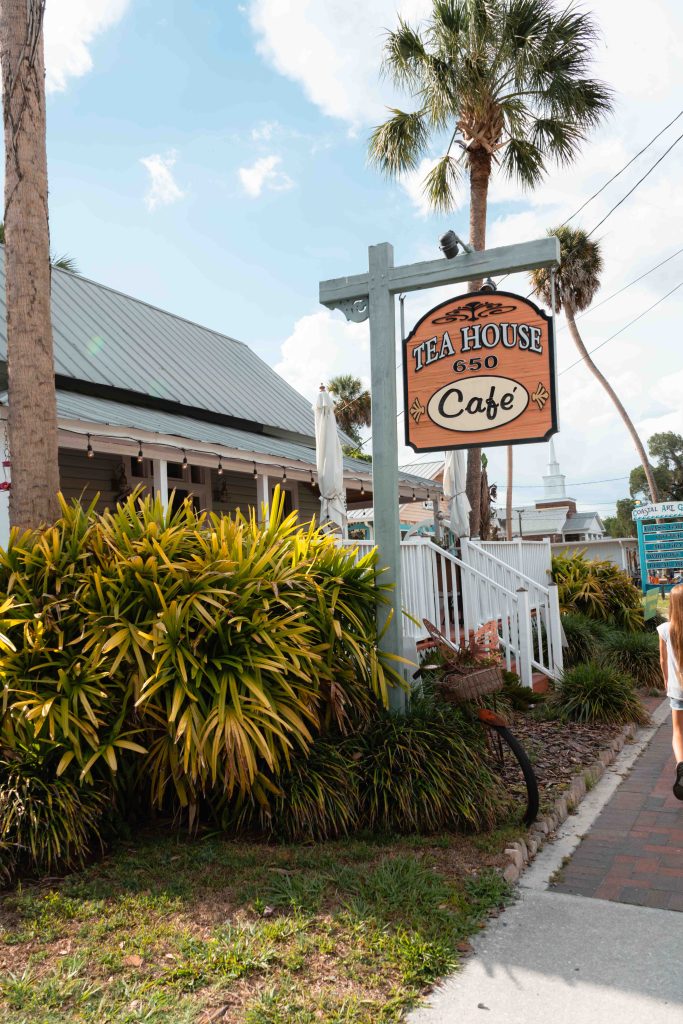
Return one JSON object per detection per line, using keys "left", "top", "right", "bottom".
{"left": 485, "top": 722, "right": 539, "bottom": 827}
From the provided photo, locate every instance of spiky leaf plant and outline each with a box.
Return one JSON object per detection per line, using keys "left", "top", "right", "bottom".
{"left": 599, "top": 630, "right": 663, "bottom": 690}
{"left": 561, "top": 612, "right": 600, "bottom": 667}
{"left": 0, "top": 749, "right": 107, "bottom": 883}
{"left": 551, "top": 662, "right": 648, "bottom": 726}
{"left": 552, "top": 553, "right": 644, "bottom": 632}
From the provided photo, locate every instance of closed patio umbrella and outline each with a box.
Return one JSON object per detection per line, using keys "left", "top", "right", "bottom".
{"left": 314, "top": 385, "right": 346, "bottom": 533}
{"left": 443, "top": 449, "right": 471, "bottom": 538}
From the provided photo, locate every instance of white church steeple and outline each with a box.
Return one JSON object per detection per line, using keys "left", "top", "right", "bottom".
{"left": 541, "top": 438, "right": 567, "bottom": 501}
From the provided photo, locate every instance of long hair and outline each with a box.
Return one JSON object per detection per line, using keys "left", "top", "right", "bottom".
{"left": 668, "top": 585, "right": 683, "bottom": 679}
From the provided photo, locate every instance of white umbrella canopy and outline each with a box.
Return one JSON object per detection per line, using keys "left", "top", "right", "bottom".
{"left": 443, "top": 449, "right": 471, "bottom": 538}
{"left": 313, "top": 386, "right": 347, "bottom": 533}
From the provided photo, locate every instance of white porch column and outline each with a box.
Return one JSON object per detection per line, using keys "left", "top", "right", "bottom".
{"left": 152, "top": 459, "right": 169, "bottom": 514}
{"left": 256, "top": 472, "right": 270, "bottom": 523}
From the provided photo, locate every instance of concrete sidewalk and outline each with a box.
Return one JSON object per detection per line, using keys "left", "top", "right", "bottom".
{"left": 408, "top": 702, "right": 683, "bottom": 1024}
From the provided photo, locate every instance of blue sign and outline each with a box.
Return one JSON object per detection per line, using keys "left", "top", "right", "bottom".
{"left": 634, "top": 506, "right": 683, "bottom": 592}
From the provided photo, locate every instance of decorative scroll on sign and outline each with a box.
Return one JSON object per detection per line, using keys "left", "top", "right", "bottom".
{"left": 403, "top": 291, "right": 558, "bottom": 452}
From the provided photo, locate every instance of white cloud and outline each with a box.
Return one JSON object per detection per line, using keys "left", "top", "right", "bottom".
{"left": 238, "top": 155, "right": 294, "bottom": 197}
{"left": 140, "top": 153, "right": 186, "bottom": 211}
{"left": 399, "top": 158, "right": 441, "bottom": 217}
{"left": 250, "top": 120, "right": 281, "bottom": 141}
{"left": 246, "top": 0, "right": 432, "bottom": 127}
{"left": 275, "top": 310, "right": 370, "bottom": 402}
{"left": 44, "top": 0, "right": 130, "bottom": 93}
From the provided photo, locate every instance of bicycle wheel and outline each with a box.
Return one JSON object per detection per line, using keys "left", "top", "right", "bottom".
{"left": 482, "top": 719, "right": 539, "bottom": 827}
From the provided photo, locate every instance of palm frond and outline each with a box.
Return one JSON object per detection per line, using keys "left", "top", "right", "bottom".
{"left": 368, "top": 108, "right": 430, "bottom": 175}
{"left": 423, "top": 153, "right": 465, "bottom": 212}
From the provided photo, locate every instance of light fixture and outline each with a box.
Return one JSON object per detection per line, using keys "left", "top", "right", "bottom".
{"left": 360, "top": 480, "right": 365, "bottom": 497}
{"left": 181, "top": 451, "right": 188, "bottom": 472}
{"left": 252, "top": 462, "right": 258, "bottom": 479}
{"left": 282, "top": 467, "right": 287, "bottom": 483}
{"left": 136, "top": 442, "right": 143, "bottom": 463}
{"left": 310, "top": 470, "right": 315, "bottom": 486}
{"left": 439, "top": 230, "right": 460, "bottom": 260}
{"left": 480, "top": 277, "right": 497, "bottom": 293}
{"left": 412, "top": 489, "right": 416, "bottom": 501}
{"left": 86, "top": 433, "right": 94, "bottom": 459}
{"left": 217, "top": 456, "right": 224, "bottom": 476}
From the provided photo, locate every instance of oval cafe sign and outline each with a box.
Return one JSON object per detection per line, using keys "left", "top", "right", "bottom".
{"left": 403, "top": 291, "right": 558, "bottom": 452}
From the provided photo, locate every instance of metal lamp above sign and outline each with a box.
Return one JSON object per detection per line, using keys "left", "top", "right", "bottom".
{"left": 403, "top": 291, "right": 558, "bottom": 453}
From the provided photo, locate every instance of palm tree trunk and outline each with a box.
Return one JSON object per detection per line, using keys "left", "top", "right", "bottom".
{"left": 506, "top": 445, "right": 513, "bottom": 540}
{"left": 0, "top": 0, "right": 60, "bottom": 528}
{"left": 565, "top": 302, "right": 659, "bottom": 502}
{"left": 465, "top": 148, "right": 491, "bottom": 536}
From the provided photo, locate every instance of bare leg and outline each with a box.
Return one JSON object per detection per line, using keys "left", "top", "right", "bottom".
{"left": 673, "top": 709, "right": 683, "bottom": 764}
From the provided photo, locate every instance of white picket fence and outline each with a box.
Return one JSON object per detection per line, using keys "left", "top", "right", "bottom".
{"left": 341, "top": 537, "right": 564, "bottom": 687}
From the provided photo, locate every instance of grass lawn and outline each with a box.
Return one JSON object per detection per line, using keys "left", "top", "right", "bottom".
{"left": 0, "top": 828, "right": 517, "bottom": 1024}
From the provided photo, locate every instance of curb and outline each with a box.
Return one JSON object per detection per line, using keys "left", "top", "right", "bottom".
{"left": 500, "top": 720, "right": 638, "bottom": 885}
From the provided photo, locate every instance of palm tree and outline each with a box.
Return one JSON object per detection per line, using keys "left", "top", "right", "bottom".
{"left": 327, "top": 374, "right": 371, "bottom": 446}
{"left": 0, "top": 1, "right": 60, "bottom": 528}
{"left": 530, "top": 226, "right": 658, "bottom": 502}
{"left": 368, "top": 0, "right": 612, "bottom": 535}
{"left": 0, "top": 222, "right": 78, "bottom": 273}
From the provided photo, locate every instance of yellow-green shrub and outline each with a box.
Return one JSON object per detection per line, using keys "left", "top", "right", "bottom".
{"left": 0, "top": 490, "right": 401, "bottom": 824}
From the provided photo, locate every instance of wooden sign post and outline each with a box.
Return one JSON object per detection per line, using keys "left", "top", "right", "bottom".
{"left": 319, "top": 238, "right": 560, "bottom": 707}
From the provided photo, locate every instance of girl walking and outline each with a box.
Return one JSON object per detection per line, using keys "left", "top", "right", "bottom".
{"left": 658, "top": 584, "right": 683, "bottom": 799}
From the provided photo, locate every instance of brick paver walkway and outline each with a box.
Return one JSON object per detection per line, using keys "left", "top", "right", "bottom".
{"left": 551, "top": 713, "right": 683, "bottom": 912}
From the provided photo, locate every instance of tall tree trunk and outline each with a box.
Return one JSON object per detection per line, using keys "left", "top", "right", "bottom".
{"left": 565, "top": 302, "right": 659, "bottom": 503}
{"left": 505, "top": 444, "right": 513, "bottom": 540}
{"left": 0, "top": 0, "right": 59, "bottom": 528}
{"left": 465, "top": 147, "right": 491, "bottom": 536}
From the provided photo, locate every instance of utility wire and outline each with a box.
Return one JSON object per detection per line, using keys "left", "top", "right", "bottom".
{"left": 586, "top": 129, "right": 683, "bottom": 237}
{"left": 496, "top": 110, "right": 683, "bottom": 287}
{"left": 559, "top": 279, "right": 683, "bottom": 374}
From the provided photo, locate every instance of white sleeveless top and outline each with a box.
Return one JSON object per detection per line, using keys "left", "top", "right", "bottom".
{"left": 656, "top": 622, "right": 683, "bottom": 699}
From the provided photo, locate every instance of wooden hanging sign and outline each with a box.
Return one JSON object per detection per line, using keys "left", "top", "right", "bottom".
{"left": 403, "top": 290, "right": 558, "bottom": 452}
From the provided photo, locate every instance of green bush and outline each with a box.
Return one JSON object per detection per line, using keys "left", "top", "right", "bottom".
{"left": 552, "top": 552, "right": 644, "bottom": 632}
{"left": 0, "top": 750, "right": 108, "bottom": 884}
{"left": 551, "top": 662, "right": 648, "bottom": 725}
{"left": 357, "top": 697, "right": 499, "bottom": 834}
{"left": 599, "top": 629, "right": 663, "bottom": 689}
{"left": 561, "top": 612, "right": 597, "bottom": 667}
{"left": 0, "top": 490, "right": 402, "bottom": 834}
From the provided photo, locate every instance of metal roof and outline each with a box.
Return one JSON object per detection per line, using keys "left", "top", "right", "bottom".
{"left": 16, "top": 390, "right": 440, "bottom": 490}
{"left": 399, "top": 460, "right": 444, "bottom": 480}
{"left": 0, "top": 247, "right": 317, "bottom": 439}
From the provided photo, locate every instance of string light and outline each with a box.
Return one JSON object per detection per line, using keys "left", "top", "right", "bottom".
{"left": 217, "top": 456, "right": 224, "bottom": 476}
{"left": 282, "top": 467, "right": 287, "bottom": 483}
{"left": 412, "top": 489, "right": 416, "bottom": 501}
{"left": 86, "top": 433, "right": 94, "bottom": 459}
{"left": 253, "top": 462, "right": 258, "bottom": 479}
{"left": 182, "top": 451, "right": 188, "bottom": 472}
{"left": 360, "top": 480, "right": 365, "bottom": 497}
{"left": 136, "top": 442, "right": 143, "bottom": 463}
{"left": 310, "top": 470, "right": 315, "bottom": 486}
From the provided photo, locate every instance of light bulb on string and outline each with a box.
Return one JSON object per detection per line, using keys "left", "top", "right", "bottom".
{"left": 137, "top": 442, "right": 143, "bottom": 464}
{"left": 360, "top": 480, "right": 365, "bottom": 497}
{"left": 310, "top": 470, "right": 315, "bottom": 486}
{"left": 86, "top": 433, "right": 94, "bottom": 459}
{"left": 217, "top": 457, "right": 223, "bottom": 476}
{"left": 252, "top": 462, "right": 258, "bottom": 480}
{"left": 182, "top": 451, "right": 188, "bottom": 472}
{"left": 282, "top": 468, "right": 287, "bottom": 483}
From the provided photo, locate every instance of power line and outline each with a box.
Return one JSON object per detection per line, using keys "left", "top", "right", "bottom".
{"left": 565, "top": 110, "right": 683, "bottom": 225}
{"left": 559, "top": 279, "right": 683, "bottom": 374}
{"left": 497, "top": 475, "right": 629, "bottom": 490}
{"left": 587, "top": 129, "right": 683, "bottom": 237}
{"left": 556, "top": 246, "right": 683, "bottom": 331}
{"left": 496, "top": 110, "right": 683, "bottom": 287}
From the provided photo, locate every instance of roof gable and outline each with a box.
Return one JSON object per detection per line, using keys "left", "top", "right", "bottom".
{"left": 0, "top": 247, "right": 316, "bottom": 440}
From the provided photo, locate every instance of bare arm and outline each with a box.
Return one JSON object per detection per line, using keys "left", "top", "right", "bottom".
{"left": 660, "top": 635, "right": 668, "bottom": 689}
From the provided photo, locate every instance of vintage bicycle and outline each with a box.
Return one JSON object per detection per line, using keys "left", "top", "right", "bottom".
{"left": 415, "top": 618, "right": 539, "bottom": 827}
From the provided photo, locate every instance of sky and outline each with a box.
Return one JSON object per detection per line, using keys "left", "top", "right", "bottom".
{"left": 38, "top": 0, "right": 683, "bottom": 519}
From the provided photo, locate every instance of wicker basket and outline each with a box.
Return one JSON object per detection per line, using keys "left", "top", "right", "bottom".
{"left": 437, "top": 664, "right": 503, "bottom": 703}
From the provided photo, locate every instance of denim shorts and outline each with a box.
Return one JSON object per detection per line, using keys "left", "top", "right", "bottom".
{"left": 671, "top": 696, "right": 683, "bottom": 711}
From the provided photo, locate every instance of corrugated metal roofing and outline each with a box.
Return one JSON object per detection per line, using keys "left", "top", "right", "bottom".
{"left": 30, "top": 390, "right": 440, "bottom": 490}
{"left": 399, "top": 460, "right": 444, "bottom": 480}
{"left": 0, "top": 247, "right": 317, "bottom": 438}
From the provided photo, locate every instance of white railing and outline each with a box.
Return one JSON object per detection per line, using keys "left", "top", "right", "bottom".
{"left": 468, "top": 537, "right": 552, "bottom": 587}
{"left": 461, "top": 539, "right": 563, "bottom": 681}
{"left": 340, "top": 537, "right": 545, "bottom": 687}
